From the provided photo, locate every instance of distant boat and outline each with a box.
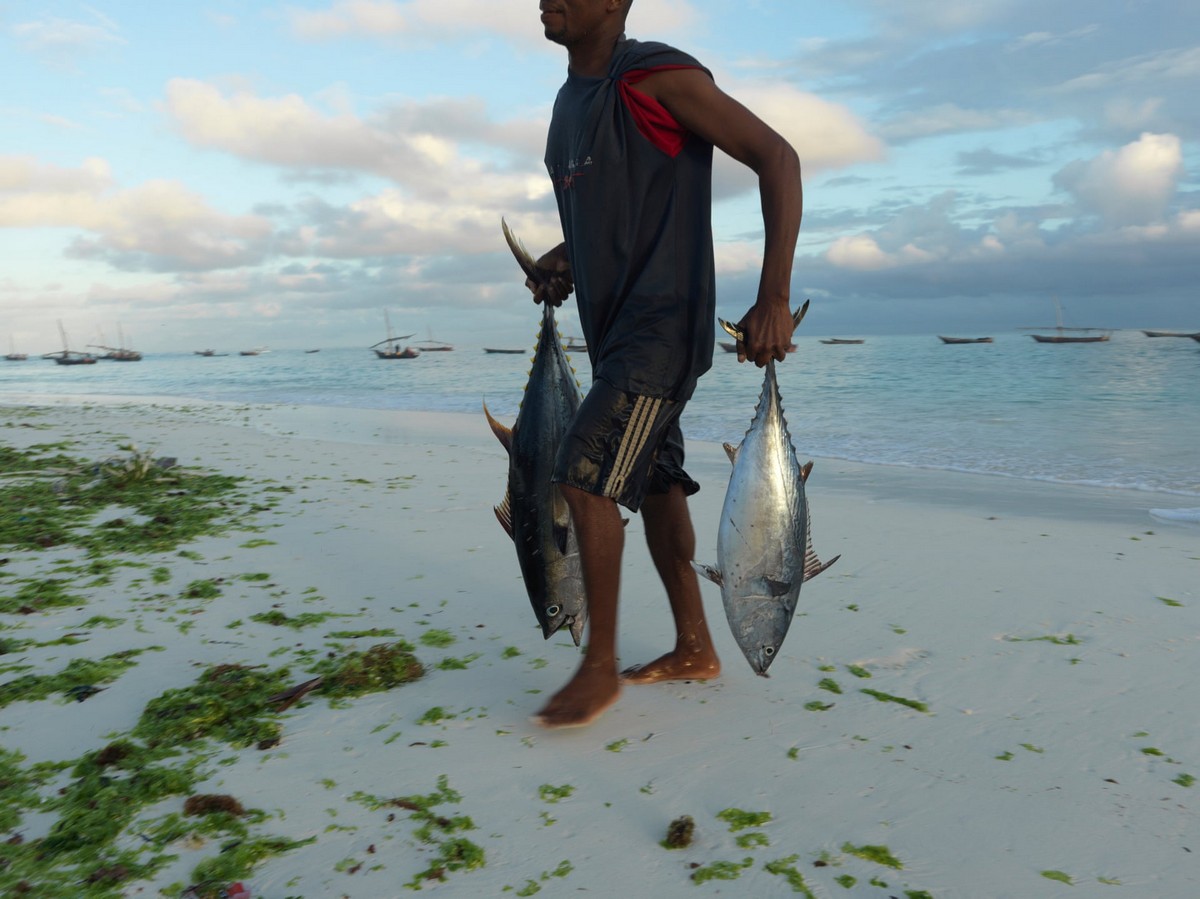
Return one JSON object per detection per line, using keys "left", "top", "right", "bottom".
{"left": 718, "top": 341, "right": 797, "bottom": 353}
{"left": 938, "top": 336, "right": 993, "bottom": 344}
{"left": 562, "top": 335, "right": 588, "bottom": 353}
{"left": 371, "top": 310, "right": 419, "bottom": 359}
{"left": 414, "top": 336, "right": 454, "bottom": 352}
{"left": 820, "top": 338, "right": 865, "bottom": 345}
{"left": 194, "top": 349, "right": 230, "bottom": 357}
{"left": 239, "top": 347, "right": 269, "bottom": 356}
{"left": 42, "top": 321, "right": 97, "bottom": 365}
{"left": 305, "top": 349, "right": 321, "bottom": 354}
{"left": 484, "top": 347, "right": 526, "bottom": 354}
{"left": 89, "top": 324, "right": 142, "bottom": 361}
{"left": 1142, "top": 330, "right": 1198, "bottom": 338}
{"left": 5, "top": 337, "right": 26, "bottom": 361}
{"left": 1027, "top": 299, "right": 1111, "bottom": 344}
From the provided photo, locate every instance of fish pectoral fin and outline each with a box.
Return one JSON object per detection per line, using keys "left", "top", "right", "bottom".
{"left": 494, "top": 489, "right": 515, "bottom": 541}
{"left": 800, "top": 497, "right": 839, "bottom": 580}
{"left": 692, "top": 561, "right": 723, "bottom": 588}
{"left": 723, "top": 442, "right": 740, "bottom": 465}
{"left": 804, "top": 553, "right": 841, "bottom": 580}
{"left": 800, "top": 460, "right": 813, "bottom": 483}
{"left": 553, "top": 522, "right": 571, "bottom": 556}
{"left": 482, "top": 401, "right": 513, "bottom": 452}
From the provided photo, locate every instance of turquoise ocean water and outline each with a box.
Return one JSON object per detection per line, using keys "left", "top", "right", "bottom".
{"left": 2, "top": 331, "right": 1198, "bottom": 510}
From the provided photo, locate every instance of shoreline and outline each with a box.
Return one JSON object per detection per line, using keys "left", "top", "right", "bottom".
{"left": 2, "top": 400, "right": 1198, "bottom": 897}
{"left": 5, "top": 393, "right": 1198, "bottom": 525}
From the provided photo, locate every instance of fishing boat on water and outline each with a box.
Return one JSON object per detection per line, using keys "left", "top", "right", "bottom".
{"left": 820, "top": 338, "right": 865, "bottom": 345}
{"left": 1142, "top": 330, "right": 1198, "bottom": 338}
{"left": 239, "top": 347, "right": 270, "bottom": 356}
{"left": 484, "top": 347, "right": 526, "bottom": 354}
{"left": 42, "top": 321, "right": 96, "bottom": 365}
{"left": 371, "top": 310, "right": 419, "bottom": 359}
{"left": 414, "top": 333, "right": 454, "bottom": 352}
{"left": 5, "top": 337, "right": 27, "bottom": 361}
{"left": 1027, "top": 299, "right": 1110, "bottom": 343}
{"left": 90, "top": 325, "right": 142, "bottom": 361}
{"left": 938, "top": 336, "right": 993, "bottom": 344}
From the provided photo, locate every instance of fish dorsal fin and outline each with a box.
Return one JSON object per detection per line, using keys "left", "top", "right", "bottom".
{"left": 482, "top": 401, "right": 513, "bottom": 452}
{"left": 801, "top": 497, "right": 839, "bottom": 580}
{"left": 494, "top": 488, "right": 514, "bottom": 541}
{"left": 723, "top": 442, "right": 739, "bottom": 465}
{"left": 692, "top": 561, "right": 723, "bottom": 588}
{"left": 801, "top": 460, "right": 813, "bottom": 483}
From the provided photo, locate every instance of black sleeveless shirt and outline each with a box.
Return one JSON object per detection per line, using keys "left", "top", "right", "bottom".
{"left": 545, "top": 38, "right": 715, "bottom": 402}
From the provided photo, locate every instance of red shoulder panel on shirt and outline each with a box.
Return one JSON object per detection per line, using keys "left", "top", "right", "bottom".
{"left": 618, "top": 65, "right": 698, "bottom": 158}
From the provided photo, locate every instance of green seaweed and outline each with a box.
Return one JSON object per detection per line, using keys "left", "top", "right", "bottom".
{"left": 538, "top": 784, "right": 575, "bottom": 803}
{"left": 846, "top": 664, "right": 872, "bottom": 678}
{"left": 691, "top": 858, "right": 753, "bottom": 883}
{"left": 818, "top": 678, "right": 842, "bottom": 694}
{"left": 1041, "top": 870, "right": 1073, "bottom": 884}
{"left": 419, "top": 628, "right": 456, "bottom": 648}
{"left": 0, "top": 577, "right": 87, "bottom": 614}
{"left": 1173, "top": 773, "right": 1195, "bottom": 787}
{"left": 309, "top": 641, "right": 424, "bottom": 698}
{"left": 250, "top": 609, "right": 339, "bottom": 629}
{"left": 717, "top": 808, "right": 772, "bottom": 831}
{"left": 763, "top": 855, "right": 816, "bottom": 896}
{"left": 841, "top": 842, "right": 903, "bottom": 869}
{"left": 134, "top": 663, "right": 294, "bottom": 749}
{"left": 0, "top": 647, "right": 154, "bottom": 708}
{"left": 860, "top": 689, "right": 929, "bottom": 713}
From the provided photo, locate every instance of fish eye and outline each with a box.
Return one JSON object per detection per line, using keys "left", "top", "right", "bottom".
{"left": 763, "top": 646, "right": 775, "bottom": 656}
{"left": 546, "top": 604, "right": 561, "bottom": 617}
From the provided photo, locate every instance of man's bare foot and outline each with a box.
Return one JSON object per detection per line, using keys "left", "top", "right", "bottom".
{"left": 532, "top": 665, "right": 621, "bottom": 729}
{"left": 620, "top": 650, "right": 721, "bottom": 685}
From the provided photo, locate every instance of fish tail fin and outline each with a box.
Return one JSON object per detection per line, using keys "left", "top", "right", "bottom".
{"left": 692, "top": 561, "right": 724, "bottom": 587}
{"left": 483, "top": 401, "right": 513, "bottom": 452}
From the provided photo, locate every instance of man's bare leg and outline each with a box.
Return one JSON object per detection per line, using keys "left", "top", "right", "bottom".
{"left": 621, "top": 483, "right": 721, "bottom": 684}
{"left": 532, "top": 484, "right": 624, "bottom": 728}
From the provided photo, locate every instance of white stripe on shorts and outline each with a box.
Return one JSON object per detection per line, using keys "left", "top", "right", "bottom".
{"left": 603, "top": 395, "right": 663, "bottom": 499}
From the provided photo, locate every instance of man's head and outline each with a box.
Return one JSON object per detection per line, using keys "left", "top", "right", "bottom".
{"left": 540, "top": 0, "right": 632, "bottom": 48}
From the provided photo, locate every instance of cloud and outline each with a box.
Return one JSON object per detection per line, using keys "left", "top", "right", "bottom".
{"left": 729, "top": 82, "right": 885, "bottom": 172}
{"left": 1054, "top": 132, "right": 1183, "bottom": 226}
{"left": 10, "top": 12, "right": 124, "bottom": 65}
{"left": 955, "top": 147, "right": 1043, "bottom": 176}
{"left": 164, "top": 79, "right": 547, "bottom": 200}
{"left": 0, "top": 156, "right": 273, "bottom": 272}
{"left": 877, "top": 104, "right": 1038, "bottom": 142}
{"left": 286, "top": 0, "right": 699, "bottom": 44}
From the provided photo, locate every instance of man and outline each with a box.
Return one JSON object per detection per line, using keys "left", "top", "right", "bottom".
{"left": 528, "top": 0, "right": 803, "bottom": 728}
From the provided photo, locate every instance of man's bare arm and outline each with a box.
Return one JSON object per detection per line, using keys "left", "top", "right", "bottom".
{"left": 635, "top": 69, "right": 802, "bottom": 365}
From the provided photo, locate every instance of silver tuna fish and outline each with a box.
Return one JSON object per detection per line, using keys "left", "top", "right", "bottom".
{"left": 695, "top": 300, "right": 839, "bottom": 675}
{"left": 483, "top": 220, "right": 587, "bottom": 643}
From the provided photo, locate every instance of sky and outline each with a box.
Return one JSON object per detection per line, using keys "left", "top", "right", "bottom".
{"left": 2, "top": 0, "right": 1198, "bottom": 353}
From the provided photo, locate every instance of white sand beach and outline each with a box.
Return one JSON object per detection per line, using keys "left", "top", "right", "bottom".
{"left": 2, "top": 398, "right": 1198, "bottom": 898}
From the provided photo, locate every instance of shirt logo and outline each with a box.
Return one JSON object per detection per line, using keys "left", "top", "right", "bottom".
{"left": 549, "top": 156, "right": 593, "bottom": 192}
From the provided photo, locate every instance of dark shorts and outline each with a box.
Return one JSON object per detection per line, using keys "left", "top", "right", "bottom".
{"left": 551, "top": 379, "right": 700, "bottom": 513}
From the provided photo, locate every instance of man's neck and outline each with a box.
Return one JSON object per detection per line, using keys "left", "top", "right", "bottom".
{"left": 567, "top": 32, "right": 623, "bottom": 78}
